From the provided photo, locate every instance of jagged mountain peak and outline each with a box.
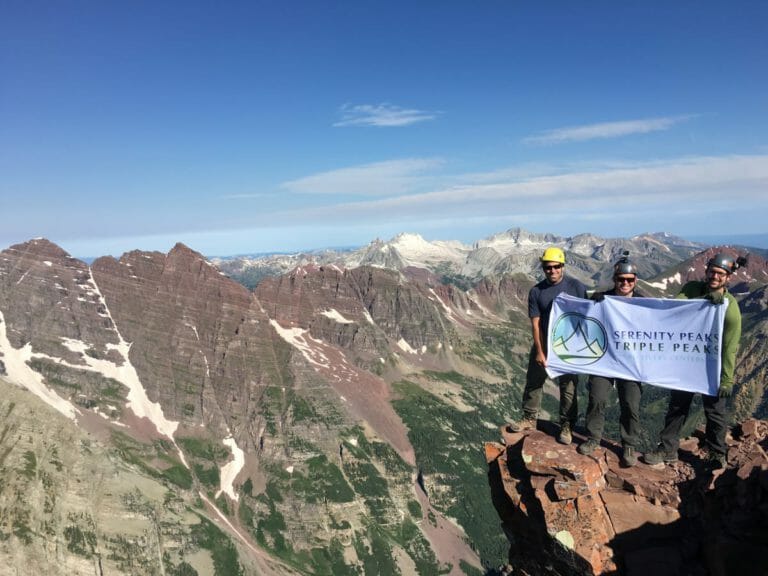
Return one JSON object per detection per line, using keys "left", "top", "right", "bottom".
{"left": 391, "top": 231, "right": 426, "bottom": 244}
{"left": 168, "top": 241, "right": 203, "bottom": 258}
{"left": 475, "top": 228, "right": 565, "bottom": 254}
{"left": 5, "top": 237, "right": 77, "bottom": 262}
{"left": 212, "top": 226, "right": 710, "bottom": 289}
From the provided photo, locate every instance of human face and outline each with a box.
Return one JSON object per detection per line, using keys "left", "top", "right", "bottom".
{"left": 542, "top": 261, "right": 564, "bottom": 284}
{"left": 706, "top": 266, "right": 730, "bottom": 292}
{"left": 613, "top": 275, "right": 636, "bottom": 297}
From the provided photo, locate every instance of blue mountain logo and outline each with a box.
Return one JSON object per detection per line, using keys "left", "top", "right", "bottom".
{"left": 551, "top": 312, "right": 607, "bottom": 366}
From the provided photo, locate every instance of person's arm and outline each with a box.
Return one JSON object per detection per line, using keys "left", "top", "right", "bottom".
{"left": 676, "top": 281, "right": 702, "bottom": 300}
{"left": 531, "top": 316, "right": 546, "bottom": 367}
{"left": 719, "top": 296, "right": 742, "bottom": 393}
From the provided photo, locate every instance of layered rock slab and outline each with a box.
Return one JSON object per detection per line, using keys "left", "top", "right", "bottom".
{"left": 487, "top": 419, "right": 768, "bottom": 575}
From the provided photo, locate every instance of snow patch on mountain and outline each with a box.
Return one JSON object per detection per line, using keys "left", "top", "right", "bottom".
{"left": 52, "top": 334, "right": 183, "bottom": 442}
{"left": 428, "top": 288, "right": 455, "bottom": 320}
{"left": 217, "top": 435, "right": 245, "bottom": 501}
{"left": 648, "top": 272, "right": 683, "bottom": 290}
{"left": 0, "top": 310, "right": 78, "bottom": 420}
{"left": 269, "top": 320, "right": 331, "bottom": 369}
{"left": 479, "top": 234, "right": 548, "bottom": 252}
{"left": 397, "top": 338, "right": 418, "bottom": 354}
{"left": 85, "top": 271, "right": 182, "bottom": 445}
{"left": 321, "top": 309, "right": 354, "bottom": 324}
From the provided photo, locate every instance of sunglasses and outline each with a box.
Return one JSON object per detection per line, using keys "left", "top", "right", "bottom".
{"left": 615, "top": 276, "right": 636, "bottom": 284}
{"left": 543, "top": 264, "right": 563, "bottom": 271}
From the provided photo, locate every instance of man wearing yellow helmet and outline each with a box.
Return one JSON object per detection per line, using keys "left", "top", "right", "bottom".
{"left": 508, "top": 246, "right": 587, "bottom": 444}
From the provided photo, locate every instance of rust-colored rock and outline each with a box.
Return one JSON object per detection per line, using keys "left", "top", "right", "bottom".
{"left": 488, "top": 421, "right": 768, "bottom": 575}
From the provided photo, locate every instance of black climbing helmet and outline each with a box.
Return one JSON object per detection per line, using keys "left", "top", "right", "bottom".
{"left": 613, "top": 251, "right": 638, "bottom": 277}
{"left": 706, "top": 253, "right": 748, "bottom": 274}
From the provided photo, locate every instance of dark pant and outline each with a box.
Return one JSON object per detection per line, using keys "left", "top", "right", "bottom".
{"left": 659, "top": 390, "right": 728, "bottom": 456}
{"left": 584, "top": 375, "right": 642, "bottom": 448}
{"left": 522, "top": 346, "right": 578, "bottom": 426}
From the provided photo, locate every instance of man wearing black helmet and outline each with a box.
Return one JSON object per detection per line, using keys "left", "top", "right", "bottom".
{"left": 507, "top": 247, "right": 587, "bottom": 445}
{"left": 578, "top": 255, "right": 644, "bottom": 467}
{"left": 644, "top": 253, "right": 744, "bottom": 469}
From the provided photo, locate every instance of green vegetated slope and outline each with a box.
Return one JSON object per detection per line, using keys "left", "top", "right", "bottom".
{"left": 392, "top": 374, "right": 512, "bottom": 570}
{"left": 0, "top": 378, "right": 245, "bottom": 576}
{"left": 231, "top": 408, "right": 458, "bottom": 576}
{"left": 224, "top": 316, "right": 534, "bottom": 574}
{"left": 387, "top": 320, "right": 532, "bottom": 571}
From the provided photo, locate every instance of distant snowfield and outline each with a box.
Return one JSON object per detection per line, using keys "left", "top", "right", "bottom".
{"left": 390, "top": 233, "right": 469, "bottom": 267}
{"left": 476, "top": 232, "right": 549, "bottom": 253}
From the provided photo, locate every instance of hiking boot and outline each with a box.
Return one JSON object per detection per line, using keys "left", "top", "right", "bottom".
{"left": 643, "top": 446, "right": 678, "bottom": 465}
{"left": 705, "top": 451, "right": 726, "bottom": 470}
{"left": 621, "top": 446, "right": 638, "bottom": 468}
{"left": 557, "top": 422, "right": 572, "bottom": 445}
{"left": 577, "top": 438, "right": 600, "bottom": 456}
{"left": 506, "top": 418, "right": 536, "bottom": 433}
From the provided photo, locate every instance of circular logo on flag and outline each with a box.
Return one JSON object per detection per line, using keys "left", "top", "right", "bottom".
{"left": 551, "top": 312, "right": 607, "bottom": 366}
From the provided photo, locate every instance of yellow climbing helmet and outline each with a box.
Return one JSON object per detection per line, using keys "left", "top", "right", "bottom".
{"left": 540, "top": 247, "right": 566, "bottom": 264}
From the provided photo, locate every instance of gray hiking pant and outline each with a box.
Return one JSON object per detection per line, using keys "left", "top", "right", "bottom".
{"left": 584, "top": 375, "right": 642, "bottom": 448}
{"left": 522, "top": 346, "right": 579, "bottom": 427}
{"left": 660, "top": 391, "right": 728, "bottom": 456}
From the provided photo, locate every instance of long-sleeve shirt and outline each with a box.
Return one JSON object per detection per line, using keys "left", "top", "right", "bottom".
{"left": 676, "top": 281, "right": 742, "bottom": 390}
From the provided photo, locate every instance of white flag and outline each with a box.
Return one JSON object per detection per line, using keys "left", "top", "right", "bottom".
{"left": 546, "top": 294, "right": 727, "bottom": 395}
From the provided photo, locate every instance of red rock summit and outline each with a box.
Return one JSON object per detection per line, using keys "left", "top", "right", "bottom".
{"left": 486, "top": 419, "right": 768, "bottom": 575}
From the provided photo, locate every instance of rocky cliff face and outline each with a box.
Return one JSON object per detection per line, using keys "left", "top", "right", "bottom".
{"left": 0, "top": 239, "right": 120, "bottom": 361}
{"left": 0, "top": 238, "right": 491, "bottom": 575}
{"left": 91, "top": 243, "right": 269, "bottom": 436}
{"left": 486, "top": 419, "right": 768, "bottom": 576}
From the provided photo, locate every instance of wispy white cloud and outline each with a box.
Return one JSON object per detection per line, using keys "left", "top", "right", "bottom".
{"left": 281, "top": 157, "right": 444, "bottom": 196}
{"left": 54, "top": 154, "right": 768, "bottom": 257}
{"left": 523, "top": 115, "right": 697, "bottom": 145}
{"left": 334, "top": 103, "right": 439, "bottom": 127}
{"left": 267, "top": 154, "right": 768, "bottom": 230}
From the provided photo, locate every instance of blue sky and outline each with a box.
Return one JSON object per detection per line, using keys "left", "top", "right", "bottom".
{"left": 2, "top": 1, "right": 767, "bottom": 257}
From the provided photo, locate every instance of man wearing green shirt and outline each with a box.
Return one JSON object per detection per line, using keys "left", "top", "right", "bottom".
{"left": 644, "top": 253, "right": 744, "bottom": 469}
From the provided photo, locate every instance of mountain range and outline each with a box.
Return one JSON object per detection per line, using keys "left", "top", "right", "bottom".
{"left": 212, "top": 228, "right": 712, "bottom": 291}
{"left": 1, "top": 227, "right": 767, "bottom": 575}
